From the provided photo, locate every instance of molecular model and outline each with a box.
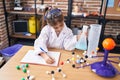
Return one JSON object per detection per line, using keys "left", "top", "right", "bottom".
{"left": 66, "top": 51, "right": 90, "bottom": 68}
{"left": 16, "top": 64, "right": 29, "bottom": 73}
{"left": 16, "top": 64, "right": 35, "bottom": 80}
{"left": 46, "top": 62, "right": 67, "bottom": 80}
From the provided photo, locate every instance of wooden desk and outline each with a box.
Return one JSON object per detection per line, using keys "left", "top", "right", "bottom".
{"left": 0, "top": 46, "right": 120, "bottom": 80}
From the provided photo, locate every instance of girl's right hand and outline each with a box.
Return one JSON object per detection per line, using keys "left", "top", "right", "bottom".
{"left": 39, "top": 52, "right": 55, "bottom": 64}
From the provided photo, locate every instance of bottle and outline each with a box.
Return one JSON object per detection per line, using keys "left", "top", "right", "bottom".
{"left": 28, "top": 16, "right": 40, "bottom": 34}
{"left": 74, "top": 3, "right": 79, "bottom": 13}
{"left": 75, "top": 25, "right": 88, "bottom": 50}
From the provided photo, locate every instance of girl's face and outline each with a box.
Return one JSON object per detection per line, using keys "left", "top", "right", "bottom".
{"left": 53, "top": 22, "right": 64, "bottom": 36}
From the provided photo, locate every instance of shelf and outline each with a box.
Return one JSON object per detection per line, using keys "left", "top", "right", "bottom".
{"left": 71, "top": 15, "right": 103, "bottom": 19}
{"left": 116, "top": 44, "right": 120, "bottom": 47}
{"left": 106, "top": 16, "right": 120, "bottom": 20}
{"left": 37, "top": 12, "right": 44, "bottom": 15}
{"left": 3, "top": 0, "right": 40, "bottom": 46}
{"left": 7, "top": 11, "right": 43, "bottom": 15}
{"left": 10, "top": 34, "right": 36, "bottom": 39}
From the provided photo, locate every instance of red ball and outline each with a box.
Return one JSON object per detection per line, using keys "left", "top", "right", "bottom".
{"left": 60, "top": 61, "right": 64, "bottom": 65}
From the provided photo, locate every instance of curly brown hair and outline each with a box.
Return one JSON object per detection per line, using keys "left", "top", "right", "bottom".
{"left": 41, "top": 6, "right": 64, "bottom": 28}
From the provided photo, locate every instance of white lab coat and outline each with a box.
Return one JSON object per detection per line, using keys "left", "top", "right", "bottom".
{"left": 34, "top": 23, "right": 77, "bottom": 54}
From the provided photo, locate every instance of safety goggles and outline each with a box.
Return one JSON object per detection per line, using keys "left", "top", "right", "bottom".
{"left": 44, "top": 8, "right": 62, "bottom": 20}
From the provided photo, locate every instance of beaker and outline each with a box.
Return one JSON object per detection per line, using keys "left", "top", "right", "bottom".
{"left": 75, "top": 25, "right": 88, "bottom": 50}
{"left": 87, "top": 24, "right": 102, "bottom": 57}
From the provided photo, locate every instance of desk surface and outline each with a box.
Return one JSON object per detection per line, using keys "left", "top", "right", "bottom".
{"left": 0, "top": 46, "right": 120, "bottom": 80}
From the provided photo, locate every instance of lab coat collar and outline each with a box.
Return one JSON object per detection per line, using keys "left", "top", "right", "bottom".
{"left": 49, "top": 22, "right": 67, "bottom": 38}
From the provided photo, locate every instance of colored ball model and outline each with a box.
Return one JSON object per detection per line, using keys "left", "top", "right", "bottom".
{"left": 102, "top": 38, "right": 116, "bottom": 50}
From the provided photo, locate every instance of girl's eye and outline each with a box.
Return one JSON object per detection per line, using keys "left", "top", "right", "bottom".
{"left": 60, "top": 23, "right": 64, "bottom": 27}
{"left": 54, "top": 27, "right": 58, "bottom": 29}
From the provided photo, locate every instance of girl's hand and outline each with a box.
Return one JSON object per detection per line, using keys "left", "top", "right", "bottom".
{"left": 39, "top": 52, "right": 55, "bottom": 64}
{"left": 77, "top": 32, "right": 88, "bottom": 41}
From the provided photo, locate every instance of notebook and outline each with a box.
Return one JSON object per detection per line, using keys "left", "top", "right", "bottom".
{"left": 20, "top": 50, "right": 61, "bottom": 66}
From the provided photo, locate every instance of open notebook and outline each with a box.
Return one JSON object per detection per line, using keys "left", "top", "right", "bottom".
{"left": 20, "top": 50, "right": 61, "bottom": 67}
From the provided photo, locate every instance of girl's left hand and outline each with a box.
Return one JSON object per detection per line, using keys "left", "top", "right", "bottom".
{"left": 77, "top": 32, "right": 88, "bottom": 41}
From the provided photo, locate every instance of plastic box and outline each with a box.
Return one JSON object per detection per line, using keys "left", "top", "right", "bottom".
{"left": 0, "top": 44, "right": 23, "bottom": 61}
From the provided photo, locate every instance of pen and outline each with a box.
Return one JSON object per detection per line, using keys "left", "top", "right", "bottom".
{"left": 40, "top": 47, "right": 47, "bottom": 53}
{"left": 40, "top": 47, "right": 55, "bottom": 63}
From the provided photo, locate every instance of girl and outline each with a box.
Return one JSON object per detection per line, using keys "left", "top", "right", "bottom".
{"left": 34, "top": 7, "right": 81, "bottom": 64}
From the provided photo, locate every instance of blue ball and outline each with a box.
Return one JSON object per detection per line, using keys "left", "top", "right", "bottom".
{"left": 76, "top": 59, "right": 80, "bottom": 64}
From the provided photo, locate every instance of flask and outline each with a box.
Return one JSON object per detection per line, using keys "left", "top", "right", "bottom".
{"left": 75, "top": 25, "right": 88, "bottom": 50}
